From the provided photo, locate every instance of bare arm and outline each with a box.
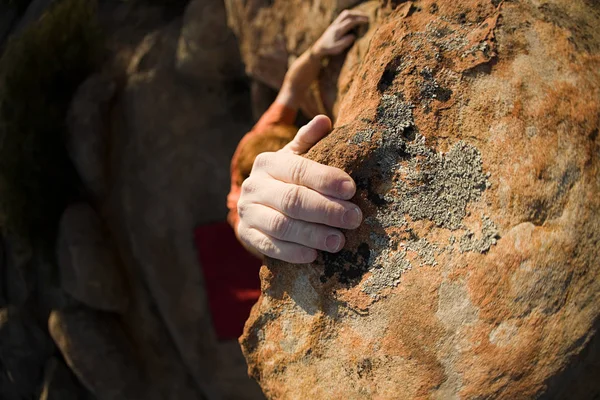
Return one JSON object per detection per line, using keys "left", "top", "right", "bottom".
{"left": 275, "top": 10, "right": 369, "bottom": 109}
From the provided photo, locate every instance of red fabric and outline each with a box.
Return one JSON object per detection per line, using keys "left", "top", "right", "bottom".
{"left": 194, "top": 221, "right": 262, "bottom": 340}
{"left": 227, "top": 101, "right": 297, "bottom": 231}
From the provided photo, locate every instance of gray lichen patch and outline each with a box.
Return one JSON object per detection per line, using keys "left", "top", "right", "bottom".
{"left": 419, "top": 66, "right": 453, "bottom": 110}
{"left": 459, "top": 215, "right": 499, "bottom": 253}
{"left": 354, "top": 94, "right": 495, "bottom": 299}
{"left": 376, "top": 94, "right": 415, "bottom": 139}
{"left": 327, "top": 95, "right": 496, "bottom": 299}
{"left": 405, "top": 238, "right": 439, "bottom": 266}
{"left": 362, "top": 248, "right": 411, "bottom": 298}
{"left": 361, "top": 231, "right": 441, "bottom": 297}
{"left": 382, "top": 139, "right": 488, "bottom": 230}
{"left": 350, "top": 128, "right": 375, "bottom": 145}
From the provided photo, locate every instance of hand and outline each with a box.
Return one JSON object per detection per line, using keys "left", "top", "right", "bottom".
{"left": 237, "top": 116, "right": 363, "bottom": 264}
{"left": 312, "top": 10, "right": 369, "bottom": 57}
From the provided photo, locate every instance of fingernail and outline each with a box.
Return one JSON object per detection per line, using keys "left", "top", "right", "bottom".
{"left": 342, "top": 207, "right": 362, "bottom": 228}
{"left": 339, "top": 179, "right": 356, "bottom": 198}
{"left": 326, "top": 234, "right": 342, "bottom": 252}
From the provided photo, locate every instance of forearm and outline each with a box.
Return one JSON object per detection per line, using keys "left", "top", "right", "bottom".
{"left": 275, "top": 47, "right": 323, "bottom": 109}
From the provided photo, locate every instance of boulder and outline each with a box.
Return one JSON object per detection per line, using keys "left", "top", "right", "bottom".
{"left": 239, "top": 0, "right": 600, "bottom": 398}
{"left": 97, "top": 2, "right": 260, "bottom": 398}
{"left": 2, "top": 233, "right": 33, "bottom": 306}
{"left": 57, "top": 203, "right": 127, "bottom": 313}
{"left": 0, "top": 307, "right": 54, "bottom": 399}
{"left": 39, "top": 357, "right": 91, "bottom": 400}
{"left": 66, "top": 73, "right": 117, "bottom": 200}
{"left": 49, "top": 308, "right": 146, "bottom": 400}
{"left": 176, "top": 0, "right": 245, "bottom": 83}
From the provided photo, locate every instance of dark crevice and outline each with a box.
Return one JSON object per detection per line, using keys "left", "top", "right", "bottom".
{"left": 377, "top": 56, "right": 403, "bottom": 93}
{"left": 539, "top": 316, "right": 600, "bottom": 399}
{"left": 320, "top": 243, "right": 371, "bottom": 285}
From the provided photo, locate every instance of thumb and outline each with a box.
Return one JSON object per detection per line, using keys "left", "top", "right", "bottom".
{"left": 281, "top": 115, "right": 332, "bottom": 155}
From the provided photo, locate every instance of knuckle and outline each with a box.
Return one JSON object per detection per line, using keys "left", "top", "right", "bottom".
{"left": 237, "top": 221, "right": 249, "bottom": 237}
{"left": 317, "top": 169, "right": 336, "bottom": 190}
{"left": 281, "top": 186, "right": 303, "bottom": 216}
{"left": 237, "top": 199, "right": 251, "bottom": 219}
{"left": 340, "top": 10, "right": 349, "bottom": 17}
{"left": 257, "top": 235, "right": 275, "bottom": 255}
{"left": 325, "top": 202, "right": 346, "bottom": 227}
{"left": 268, "top": 214, "right": 291, "bottom": 238}
{"left": 253, "top": 152, "right": 272, "bottom": 170}
{"left": 289, "top": 158, "right": 308, "bottom": 184}
{"left": 240, "top": 178, "right": 256, "bottom": 195}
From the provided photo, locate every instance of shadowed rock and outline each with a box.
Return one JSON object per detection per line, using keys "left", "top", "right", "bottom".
{"left": 57, "top": 203, "right": 127, "bottom": 313}
{"left": 49, "top": 308, "right": 146, "bottom": 400}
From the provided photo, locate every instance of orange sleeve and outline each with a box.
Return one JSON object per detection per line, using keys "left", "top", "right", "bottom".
{"left": 227, "top": 102, "right": 297, "bottom": 233}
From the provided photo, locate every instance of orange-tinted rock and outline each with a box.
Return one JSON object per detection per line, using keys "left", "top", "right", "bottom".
{"left": 239, "top": 0, "right": 600, "bottom": 398}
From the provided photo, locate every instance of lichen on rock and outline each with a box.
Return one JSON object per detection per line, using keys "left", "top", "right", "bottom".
{"left": 239, "top": 0, "right": 600, "bottom": 398}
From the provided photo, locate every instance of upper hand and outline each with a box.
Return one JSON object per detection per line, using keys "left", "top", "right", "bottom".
{"left": 236, "top": 116, "right": 363, "bottom": 264}
{"left": 312, "top": 10, "right": 369, "bottom": 57}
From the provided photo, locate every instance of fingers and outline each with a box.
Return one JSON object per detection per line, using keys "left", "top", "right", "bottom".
{"left": 251, "top": 152, "right": 356, "bottom": 200}
{"left": 335, "top": 16, "right": 369, "bottom": 39}
{"left": 237, "top": 223, "right": 318, "bottom": 264}
{"left": 240, "top": 177, "right": 362, "bottom": 229}
{"left": 240, "top": 204, "right": 346, "bottom": 253}
{"left": 334, "top": 9, "right": 369, "bottom": 24}
{"left": 282, "top": 115, "right": 332, "bottom": 155}
{"left": 331, "top": 34, "right": 357, "bottom": 53}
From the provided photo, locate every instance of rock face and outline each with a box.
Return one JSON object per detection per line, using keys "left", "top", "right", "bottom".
{"left": 239, "top": 0, "right": 600, "bottom": 398}
{"left": 57, "top": 203, "right": 127, "bottom": 313}
{"left": 0, "top": 307, "right": 54, "bottom": 400}
{"left": 53, "top": 0, "right": 264, "bottom": 399}
{"left": 66, "top": 74, "right": 117, "bottom": 201}
{"left": 49, "top": 308, "right": 145, "bottom": 400}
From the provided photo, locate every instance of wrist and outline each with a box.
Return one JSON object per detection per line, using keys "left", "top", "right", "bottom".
{"left": 310, "top": 43, "right": 326, "bottom": 59}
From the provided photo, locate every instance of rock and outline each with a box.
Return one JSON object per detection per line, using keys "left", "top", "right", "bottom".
{"left": 3, "top": 233, "right": 33, "bottom": 306}
{"left": 239, "top": 0, "right": 600, "bottom": 398}
{"left": 57, "top": 203, "right": 127, "bottom": 313}
{"left": 97, "top": 3, "right": 258, "bottom": 398}
{"left": 176, "top": 0, "right": 245, "bottom": 83}
{"left": 67, "top": 74, "right": 117, "bottom": 200}
{"left": 39, "top": 357, "right": 91, "bottom": 400}
{"left": 0, "top": 307, "right": 54, "bottom": 399}
{"left": 49, "top": 308, "right": 146, "bottom": 400}
{"left": 224, "top": 0, "right": 377, "bottom": 119}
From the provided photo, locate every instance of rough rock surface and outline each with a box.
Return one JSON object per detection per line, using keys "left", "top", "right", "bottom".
{"left": 57, "top": 203, "right": 127, "bottom": 313}
{"left": 239, "top": 0, "right": 600, "bottom": 398}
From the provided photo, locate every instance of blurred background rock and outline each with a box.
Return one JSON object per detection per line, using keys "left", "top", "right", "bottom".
{"left": 0, "top": 0, "right": 262, "bottom": 398}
